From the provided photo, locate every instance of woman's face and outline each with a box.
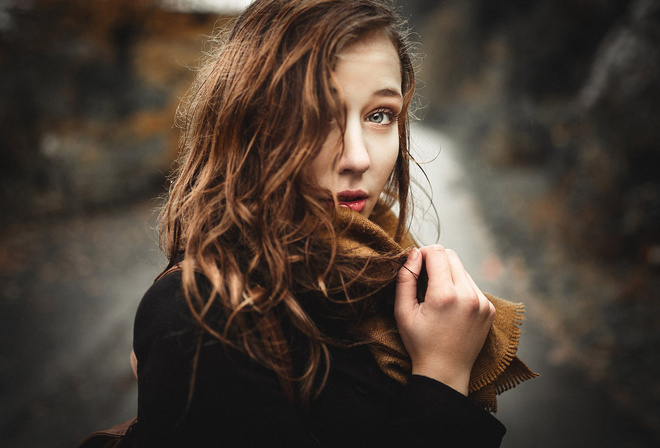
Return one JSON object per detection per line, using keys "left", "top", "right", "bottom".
{"left": 308, "top": 33, "right": 402, "bottom": 219}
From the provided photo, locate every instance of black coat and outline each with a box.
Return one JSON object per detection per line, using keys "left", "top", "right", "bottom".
{"left": 133, "top": 271, "right": 506, "bottom": 447}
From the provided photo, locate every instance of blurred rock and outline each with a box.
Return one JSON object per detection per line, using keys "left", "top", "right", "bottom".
{"left": 413, "top": 0, "right": 660, "bottom": 436}
{"left": 572, "top": 0, "right": 660, "bottom": 261}
{"left": 0, "top": 0, "right": 227, "bottom": 224}
{"left": 416, "top": 0, "right": 658, "bottom": 261}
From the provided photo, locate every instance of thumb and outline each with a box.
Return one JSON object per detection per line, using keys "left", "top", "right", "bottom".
{"left": 395, "top": 248, "right": 422, "bottom": 320}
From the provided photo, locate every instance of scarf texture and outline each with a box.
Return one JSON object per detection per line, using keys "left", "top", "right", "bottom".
{"left": 333, "top": 205, "right": 538, "bottom": 412}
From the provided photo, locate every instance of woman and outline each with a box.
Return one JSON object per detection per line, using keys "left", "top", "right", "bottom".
{"left": 132, "top": 0, "right": 535, "bottom": 446}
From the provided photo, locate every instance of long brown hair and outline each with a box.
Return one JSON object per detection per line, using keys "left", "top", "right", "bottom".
{"left": 160, "top": 0, "right": 416, "bottom": 402}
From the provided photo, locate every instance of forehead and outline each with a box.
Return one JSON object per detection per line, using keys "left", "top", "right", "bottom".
{"left": 337, "top": 31, "right": 399, "bottom": 62}
{"left": 335, "top": 33, "right": 402, "bottom": 87}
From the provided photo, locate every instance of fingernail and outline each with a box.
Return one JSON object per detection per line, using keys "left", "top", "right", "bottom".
{"left": 410, "top": 248, "right": 420, "bottom": 261}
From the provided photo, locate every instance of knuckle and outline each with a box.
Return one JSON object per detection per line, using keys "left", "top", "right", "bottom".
{"left": 397, "top": 265, "right": 413, "bottom": 281}
{"left": 446, "top": 250, "right": 466, "bottom": 268}
{"left": 396, "top": 277, "right": 414, "bottom": 288}
{"left": 423, "top": 244, "right": 445, "bottom": 254}
{"left": 464, "top": 294, "right": 481, "bottom": 312}
{"left": 429, "top": 286, "right": 457, "bottom": 305}
{"left": 488, "top": 302, "right": 497, "bottom": 320}
{"left": 445, "top": 249, "right": 459, "bottom": 260}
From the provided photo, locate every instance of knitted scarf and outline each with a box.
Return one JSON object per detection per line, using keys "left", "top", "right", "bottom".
{"left": 333, "top": 204, "right": 538, "bottom": 412}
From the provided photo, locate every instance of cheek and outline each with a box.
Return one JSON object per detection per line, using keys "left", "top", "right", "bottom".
{"left": 308, "top": 155, "right": 328, "bottom": 185}
{"left": 309, "top": 133, "right": 341, "bottom": 185}
{"left": 375, "top": 133, "right": 400, "bottom": 183}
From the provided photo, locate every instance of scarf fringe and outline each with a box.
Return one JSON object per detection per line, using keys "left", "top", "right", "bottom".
{"left": 468, "top": 300, "right": 526, "bottom": 394}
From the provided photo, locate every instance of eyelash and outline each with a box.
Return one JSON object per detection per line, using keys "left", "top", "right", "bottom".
{"left": 366, "top": 108, "right": 398, "bottom": 127}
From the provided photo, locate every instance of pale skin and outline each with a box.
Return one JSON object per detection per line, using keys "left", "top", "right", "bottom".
{"left": 132, "top": 33, "right": 496, "bottom": 396}
{"left": 309, "top": 32, "right": 402, "bottom": 219}
{"left": 311, "top": 32, "right": 496, "bottom": 396}
{"left": 395, "top": 246, "right": 496, "bottom": 395}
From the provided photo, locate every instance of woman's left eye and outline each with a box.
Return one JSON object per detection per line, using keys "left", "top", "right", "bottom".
{"left": 367, "top": 110, "right": 394, "bottom": 125}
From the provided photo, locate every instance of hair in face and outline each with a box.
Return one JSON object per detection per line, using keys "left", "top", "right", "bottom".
{"left": 160, "top": 0, "right": 416, "bottom": 401}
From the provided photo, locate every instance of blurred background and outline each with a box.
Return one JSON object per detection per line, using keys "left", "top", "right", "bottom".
{"left": 0, "top": 0, "right": 658, "bottom": 446}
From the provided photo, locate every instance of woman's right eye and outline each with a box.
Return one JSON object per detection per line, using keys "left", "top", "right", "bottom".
{"left": 369, "top": 112, "right": 389, "bottom": 124}
{"left": 366, "top": 109, "right": 396, "bottom": 126}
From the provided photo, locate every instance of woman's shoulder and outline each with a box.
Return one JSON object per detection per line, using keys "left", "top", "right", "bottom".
{"left": 133, "top": 268, "right": 215, "bottom": 354}
{"left": 136, "top": 269, "right": 188, "bottom": 327}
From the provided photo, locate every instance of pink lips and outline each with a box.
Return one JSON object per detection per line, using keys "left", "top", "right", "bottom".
{"left": 337, "top": 190, "right": 368, "bottom": 213}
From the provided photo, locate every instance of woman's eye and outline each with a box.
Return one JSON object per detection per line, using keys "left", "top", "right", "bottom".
{"left": 367, "top": 111, "right": 393, "bottom": 125}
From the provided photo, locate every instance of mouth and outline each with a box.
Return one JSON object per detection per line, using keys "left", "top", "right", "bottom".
{"left": 336, "top": 190, "right": 368, "bottom": 213}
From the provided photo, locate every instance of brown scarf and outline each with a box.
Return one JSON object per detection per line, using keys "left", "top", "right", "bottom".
{"left": 333, "top": 205, "right": 538, "bottom": 412}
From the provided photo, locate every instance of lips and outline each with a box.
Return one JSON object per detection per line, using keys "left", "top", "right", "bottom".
{"left": 337, "top": 190, "right": 368, "bottom": 213}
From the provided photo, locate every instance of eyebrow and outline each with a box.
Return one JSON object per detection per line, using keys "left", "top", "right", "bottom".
{"left": 374, "top": 88, "right": 403, "bottom": 99}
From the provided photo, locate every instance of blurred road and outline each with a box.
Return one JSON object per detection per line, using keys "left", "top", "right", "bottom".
{"left": 410, "top": 125, "right": 659, "bottom": 448}
{"left": 0, "top": 124, "right": 658, "bottom": 447}
{"left": 0, "top": 201, "right": 164, "bottom": 446}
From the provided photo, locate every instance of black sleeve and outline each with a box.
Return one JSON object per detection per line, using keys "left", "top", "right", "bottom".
{"left": 133, "top": 272, "right": 322, "bottom": 447}
{"left": 393, "top": 375, "right": 506, "bottom": 447}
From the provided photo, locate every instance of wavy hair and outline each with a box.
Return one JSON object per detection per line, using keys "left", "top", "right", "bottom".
{"left": 159, "top": 0, "right": 417, "bottom": 402}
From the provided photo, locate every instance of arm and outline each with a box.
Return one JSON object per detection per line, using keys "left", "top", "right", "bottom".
{"left": 393, "top": 375, "right": 505, "bottom": 446}
{"left": 133, "top": 272, "right": 321, "bottom": 448}
{"left": 393, "top": 245, "right": 505, "bottom": 446}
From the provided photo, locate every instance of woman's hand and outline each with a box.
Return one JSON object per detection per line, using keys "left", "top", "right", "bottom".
{"left": 131, "top": 350, "right": 138, "bottom": 380}
{"left": 394, "top": 245, "right": 496, "bottom": 396}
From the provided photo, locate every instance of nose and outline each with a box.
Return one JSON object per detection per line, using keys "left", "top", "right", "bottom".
{"left": 337, "top": 120, "right": 370, "bottom": 175}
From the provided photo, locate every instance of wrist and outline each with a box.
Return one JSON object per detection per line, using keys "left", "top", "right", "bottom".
{"left": 411, "top": 364, "right": 470, "bottom": 396}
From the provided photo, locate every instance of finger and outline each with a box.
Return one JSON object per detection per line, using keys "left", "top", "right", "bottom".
{"left": 466, "top": 272, "right": 496, "bottom": 319}
{"left": 445, "top": 249, "right": 472, "bottom": 288}
{"left": 465, "top": 271, "right": 486, "bottom": 301}
{"left": 395, "top": 248, "right": 423, "bottom": 316}
{"left": 421, "top": 245, "right": 452, "bottom": 292}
